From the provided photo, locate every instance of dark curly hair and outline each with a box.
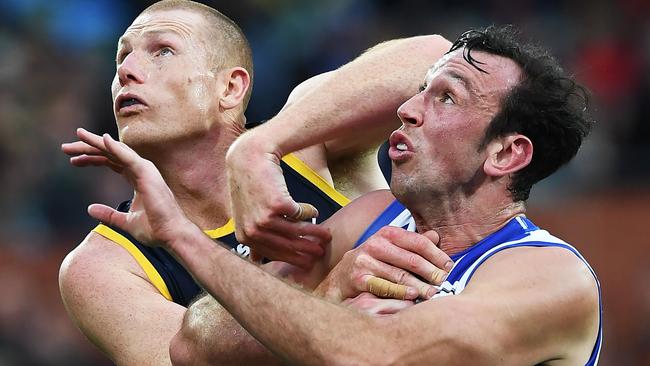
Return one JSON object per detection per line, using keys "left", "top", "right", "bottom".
{"left": 448, "top": 25, "right": 594, "bottom": 201}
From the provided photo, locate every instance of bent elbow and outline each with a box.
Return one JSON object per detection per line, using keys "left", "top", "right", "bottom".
{"left": 169, "top": 329, "right": 195, "bottom": 366}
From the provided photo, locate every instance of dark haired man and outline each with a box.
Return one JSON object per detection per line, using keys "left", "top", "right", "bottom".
{"left": 77, "top": 25, "right": 602, "bottom": 365}
{"left": 58, "top": 0, "right": 451, "bottom": 365}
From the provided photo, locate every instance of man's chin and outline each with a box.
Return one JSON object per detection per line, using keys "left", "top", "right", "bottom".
{"left": 116, "top": 113, "right": 149, "bottom": 128}
{"left": 389, "top": 176, "right": 423, "bottom": 203}
{"left": 117, "top": 124, "right": 159, "bottom": 150}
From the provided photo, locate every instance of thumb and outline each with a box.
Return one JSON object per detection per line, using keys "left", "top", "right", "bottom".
{"left": 288, "top": 202, "right": 319, "bottom": 222}
{"left": 88, "top": 204, "right": 127, "bottom": 229}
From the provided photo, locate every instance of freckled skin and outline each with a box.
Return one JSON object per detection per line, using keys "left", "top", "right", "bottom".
{"left": 111, "top": 10, "right": 225, "bottom": 154}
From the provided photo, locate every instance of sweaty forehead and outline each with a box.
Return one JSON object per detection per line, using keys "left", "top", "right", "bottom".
{"left": 425, "top": 49, "right": 522, "bottom": 96}
{"left": 119, "top": 9, "right": 207, "bottom": 45}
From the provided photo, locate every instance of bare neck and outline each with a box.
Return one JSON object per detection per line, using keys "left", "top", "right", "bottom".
{"left": 407, "top": 189, "right": 526, "bottom": 257}
{"left": 138, "top": 122, "right": 245, "bottom": 230}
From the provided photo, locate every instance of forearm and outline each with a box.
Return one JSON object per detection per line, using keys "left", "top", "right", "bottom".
{"left": 170, "top": 262, "right": 323, "bottom": 366}
{"left": 168, "top": 227, "right": 400, "bottom": 366}
{"left": 170, "top": 294, "right": 282, "bottom": 366}
{"left": 234, "top": 35, "right": 451, "bottom": 158}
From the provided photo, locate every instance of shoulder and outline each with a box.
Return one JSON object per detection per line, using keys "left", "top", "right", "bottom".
{"left": 322, "top": 190, "right": 396, "bottom": 269}
{"left": 59, "top": 229, "right": 185, "bottom": 365}
{"left": 462, "top": 244, "right": 600, "bottom": 363}
{"left": 60, "top": 229, "right": 147, "bottom": 290}
{"left": 322, "top": 189, "right": 395, "bottom": 231}
{"left": 469, "top": 244, "right": 598, "bottom": 302}
{"left": 394, "top": 242, "right": 599, "bottom": 364}
{"left": 59, "top": 227, "right": 165, "bottom": 323}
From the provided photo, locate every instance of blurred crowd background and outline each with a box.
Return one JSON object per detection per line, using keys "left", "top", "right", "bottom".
{"left": 0, "top": 0, "right": 648, "bottom": 365}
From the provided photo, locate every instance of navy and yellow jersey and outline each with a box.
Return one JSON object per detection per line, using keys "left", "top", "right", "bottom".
{"left": 93, "top": 153, "right": 350, "bottom": 307}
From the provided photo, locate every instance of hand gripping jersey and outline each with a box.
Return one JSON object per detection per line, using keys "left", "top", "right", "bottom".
{"left": 354, "top": 200, "right": 603, "bottom": 366}
{"left": 93, "top": 153, "right": 350, "bottom": 307}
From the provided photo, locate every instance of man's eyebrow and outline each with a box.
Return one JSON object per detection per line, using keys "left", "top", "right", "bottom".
{"left": 142, "top": 28, "right": 186, "bottom": 40}
{"left": 118, "top": 28, "right": 185, "bottom": 47}
{"left": 447, "top": 71, "right": 470, "bottom": 88}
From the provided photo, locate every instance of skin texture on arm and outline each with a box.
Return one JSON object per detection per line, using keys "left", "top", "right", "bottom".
{"left": 226, "top": 35, "right": 453, "bottom": 259}
{"left": 59, "top": 233, "right": 185, "bottom": 366}
{"left": 258, "top": 35, "right": 453, "bottom": 158}
{"left": 169, "top": 190, "right": 403, "bottom": 366}
{"left": 66, "top": 130, "right": 453, "bottom": 366}
{"left": 84, "top": 133, "right": 598, "bottom": 366}
{"left": 171, "top": 228, "right": 599, "bottom": 366}
{"left": 61, "top": 120, "right": 446, "bottom": 366}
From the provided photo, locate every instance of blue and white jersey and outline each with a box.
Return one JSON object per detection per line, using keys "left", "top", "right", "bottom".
{"left": 354, "top": 200, "right": 416, "bottom": 246}
{"left": 354, "top": 200, "right": 602, "bottom": 366}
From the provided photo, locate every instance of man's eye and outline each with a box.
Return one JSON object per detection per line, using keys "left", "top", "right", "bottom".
{"left": 418, "top": 84, "right": 427, "bottom": 93}
{"left": 116, "top": 51, "right": 129, "bottom": 64}
{"left": 441, "top": 93, "right": 454, "bottom": 104}
{"left": 158, "top": 47, "right": 174, "bottom": 57}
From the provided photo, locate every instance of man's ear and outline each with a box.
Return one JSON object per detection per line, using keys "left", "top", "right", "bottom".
{"left": 219, "top": 67, "right": 250, "bottom": 110}
{"left": 483, "top": 134, "right": 533, "bottom": 178}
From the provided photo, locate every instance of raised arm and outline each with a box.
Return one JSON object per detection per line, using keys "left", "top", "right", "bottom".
{"left": 69, "top": 129, "right": 453, "bottom": 365}
{"left": 226, "top": 35, "right": 452, "bottom": 262}
{"left": 169, "top": 191, "right": 448, "bottom": 366}
{"left": 84, "top": 130, "right": 599, "bottom": 366}
{"left": 250, "top": 35, "right": 451, "bottom": 158}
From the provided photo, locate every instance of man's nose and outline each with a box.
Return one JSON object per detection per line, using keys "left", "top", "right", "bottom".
{"left": 117, "top": 52, "right": 146, "bottom": 87}
{"left": 397, "top": 94, "right": 423, "bottom": 127}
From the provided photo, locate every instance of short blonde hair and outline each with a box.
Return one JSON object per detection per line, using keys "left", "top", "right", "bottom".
{"left": 143, "top": 0, "right": 254, "bottom": 108}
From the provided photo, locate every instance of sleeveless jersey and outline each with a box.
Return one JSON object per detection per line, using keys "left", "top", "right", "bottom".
{"left": 354, "top": 200, "right": 602, "bottom": 366}
{"left": 93, "top": 153, "right": 350, "bottom": 307}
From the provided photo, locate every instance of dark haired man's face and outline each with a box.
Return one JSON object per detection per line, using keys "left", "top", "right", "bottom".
{"left": 389, "top": 49, "right": 522, "bottom": 203}
{"left": 111, "top": 9, "right": 224, "bottom": 149}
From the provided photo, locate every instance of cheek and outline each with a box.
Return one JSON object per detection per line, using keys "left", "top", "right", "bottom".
{"left": 422, "top": 114, "right": 485, "bottom": 169}
{"left": 187, "top": 76, "right": 219, "bottom": 113}
{"left": 188, "top": 80, "right": 212, "bottom": 104}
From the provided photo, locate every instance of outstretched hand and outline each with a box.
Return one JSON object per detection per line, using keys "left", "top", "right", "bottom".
{"left": 62, "top": 128, "right": 193, "bottom": 247}
{"left": 226, "top": 132, "right": 331, "bottom": 269}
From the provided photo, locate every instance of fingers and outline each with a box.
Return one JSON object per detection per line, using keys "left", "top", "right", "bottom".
{"left": 246, "top": 227, "right": 327, "bottom": 269}
{"left": 421, "top": 230, "right": 440, "bottom": 246}
{"left": 69, "top": 155, "right": 124, "bottom": 173}
{"left": 74, "top": 128, "right": 137, "bottom": 172}
{"left": 287, "top": 202, "right": 319, "bottom": 222}
{"left": 367, "top": 276, "right": 409, "bottom": 300}
{"left": 266, "top": 219, "right": 332, "bottom": 243}
{"left": 238, "top": 213, "right": 332, "bottom": 269}
{"left": 375, "top": 227, "right": 453, "bottom": 284}
{"left": 87, "top": 203, "right": 127, "bottom": 229}
{"left": 76, "top": 128, "right": 109, "bottom": 151}
{"left": 357, "top": 256, "right": 434, "bottom": 299}
{"left": 63, "top": 128, "right": 128, "bottom": 173}
{"left": 61, "top": 140, "right": 103, "bottom": 157}
{"left": 102, "top": 133, "right": 137, "bottom": 165}
{"left": 367, "top": 241, "right": 443, "bottom": 286}
{"left": 101, "top": 133, "right": 156, "bottom": 185}
{"left": 253, "top": 245, "right": 317, "bottom": 270}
